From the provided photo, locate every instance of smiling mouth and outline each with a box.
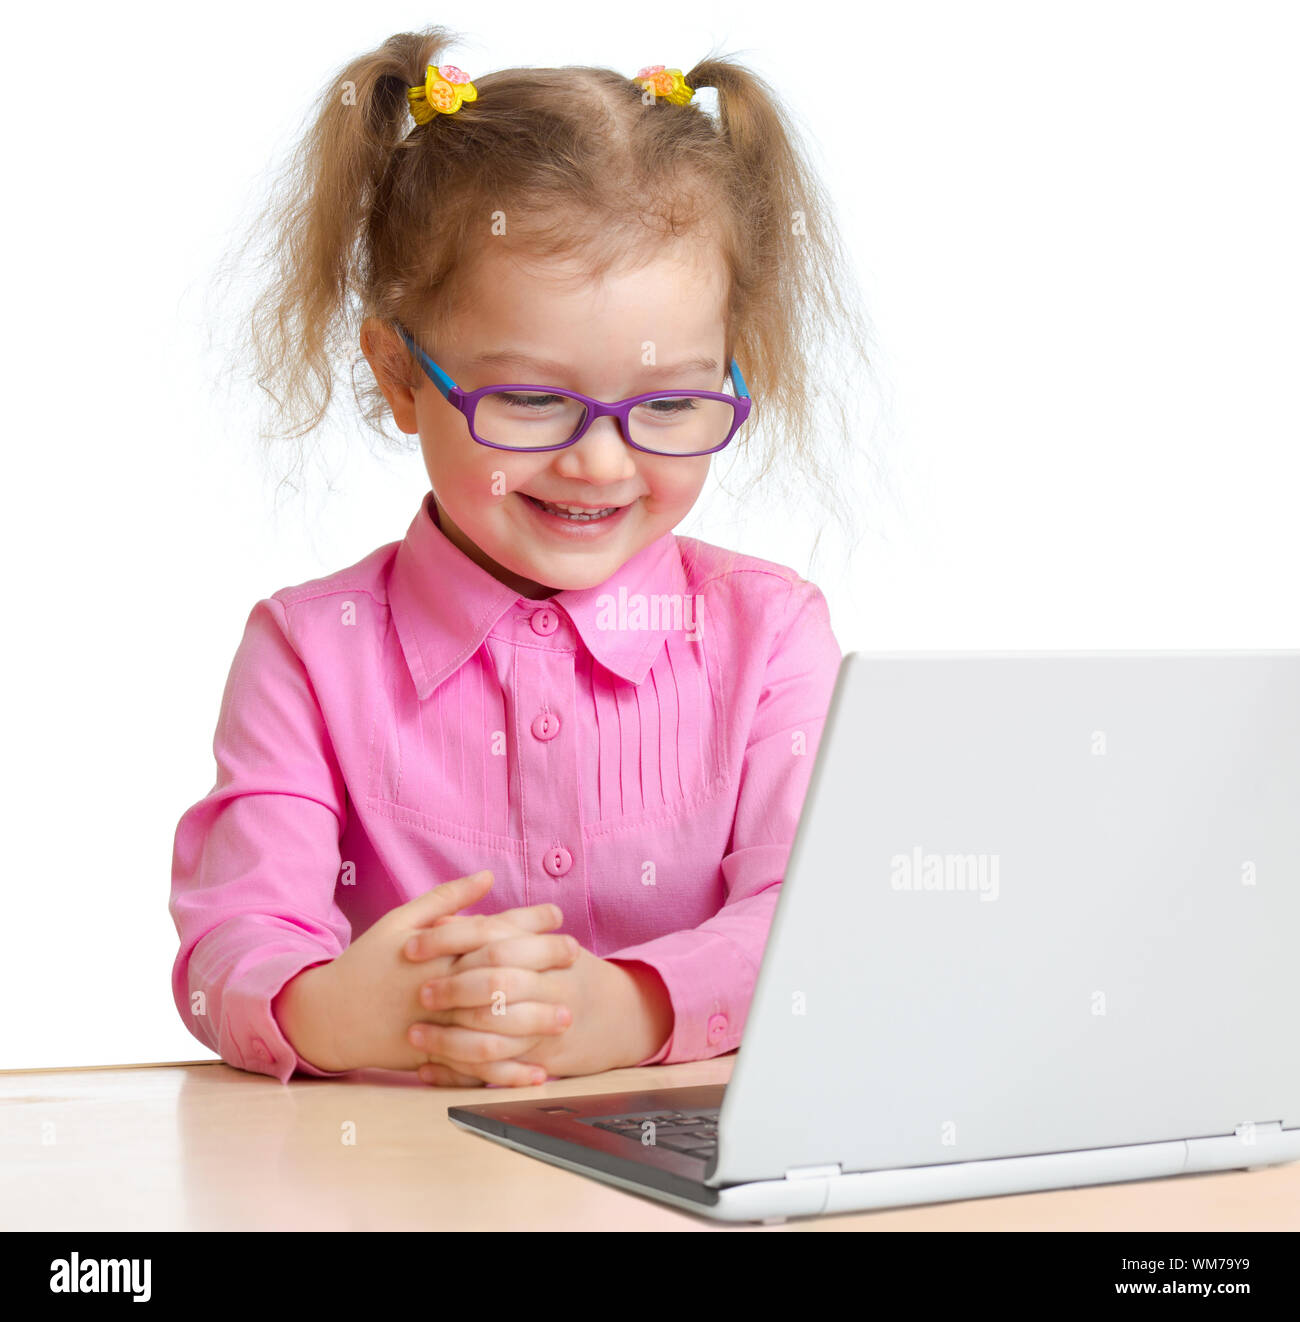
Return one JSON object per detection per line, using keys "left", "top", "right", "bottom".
{"left": 521, "top": 494, "right": 630, "bottom": 522}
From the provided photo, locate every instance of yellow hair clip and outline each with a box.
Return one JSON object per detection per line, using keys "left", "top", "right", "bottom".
{"left": 407, "top": 63, "right": 477, "bottom": 124}
{"left": 633, "top": 65, "right": 694, "bottom": 105}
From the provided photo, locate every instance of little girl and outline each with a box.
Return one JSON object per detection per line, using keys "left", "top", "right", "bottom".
{"left": 171, "top": 27, "right": 881, "bottom": 1089}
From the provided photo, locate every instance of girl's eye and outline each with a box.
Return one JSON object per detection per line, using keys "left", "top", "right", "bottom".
{"left": 643, "top": 396, "right": 698, "bottom": 415}
{"left": 498, "top": 392, "right": 562, "bottom": 409}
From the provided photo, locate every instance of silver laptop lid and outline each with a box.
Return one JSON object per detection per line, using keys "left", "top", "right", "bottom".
{"left": 710, "top": 651, "right": 1300, "bottom": 1187}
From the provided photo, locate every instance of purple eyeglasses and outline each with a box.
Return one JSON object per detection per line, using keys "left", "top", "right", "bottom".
{"left": 393, "top": 321, "right": 752, "bottom": 456}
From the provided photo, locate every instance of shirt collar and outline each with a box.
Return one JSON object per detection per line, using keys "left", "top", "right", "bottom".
{"left": 389, "top": 492, "right": 690, "bottom": 700}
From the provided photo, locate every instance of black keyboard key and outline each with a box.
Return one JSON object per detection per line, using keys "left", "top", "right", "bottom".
{"left": 588, "top": 1109, "right": 720, "bottom": 1157}
{"left": 651, "top": 1135, "right": 715, "bottom": 1154}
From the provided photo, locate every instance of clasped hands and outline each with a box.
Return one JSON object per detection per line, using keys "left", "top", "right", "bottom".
{"left": 318, "top": 868, "right": 633, "bottom": 1087}
{"left": 406, "top": 869, "right": 618, "bottom": 1087}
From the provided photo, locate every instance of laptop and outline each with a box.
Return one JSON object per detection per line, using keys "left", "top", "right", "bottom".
{"left": 448, "top": 650, "right": 1300, "bottom": 1222}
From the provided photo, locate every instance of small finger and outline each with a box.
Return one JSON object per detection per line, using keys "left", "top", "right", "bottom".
{"left": 446, "top": 933, "right": 580, "bottom": 978}
{"left": 420, "top": 961, "right": 562, "bottom": 1012}
{"left": 411, "top": 1021, "right": 544, "bottom": 1063}
{"left": 419, "top": 1058, "right": 549, "bottom": 1088}
{"left": 434, "top": 1000, "right": 572, "bottom": 1036}
{"left": 415, "top": 1060, "right": 486, "bottom": 1087}
{"left": 395, "top": 870, "right": 494, "bottom": 931}
{"left": 403, "top": 905, "right": 564, "bottom": 962}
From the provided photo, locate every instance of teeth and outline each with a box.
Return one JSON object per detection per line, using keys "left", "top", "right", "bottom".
{"left": 531, "top": 497, "right": 620, "bottom": 521}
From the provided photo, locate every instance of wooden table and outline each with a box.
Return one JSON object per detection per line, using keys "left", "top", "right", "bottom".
{"left": 3, "top": 1055, "right": 1297, "bottom": 1230}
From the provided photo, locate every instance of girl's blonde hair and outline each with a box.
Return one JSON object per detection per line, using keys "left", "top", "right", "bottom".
{"left": 214, "top": 27, "right": 893, "bottom": 559}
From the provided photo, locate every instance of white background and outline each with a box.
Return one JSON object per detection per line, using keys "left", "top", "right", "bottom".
{"left": 2, "top": 1, "right": 1296, "bottom": 1069}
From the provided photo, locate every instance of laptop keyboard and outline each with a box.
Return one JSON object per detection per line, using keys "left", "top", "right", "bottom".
{"left": 582, "top": 1108, "right": 720, "bottom": 1160}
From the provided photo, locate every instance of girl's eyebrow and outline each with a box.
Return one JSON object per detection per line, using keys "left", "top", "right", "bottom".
{"left": 467, "top": 348, "right": 720, "bottom": 377}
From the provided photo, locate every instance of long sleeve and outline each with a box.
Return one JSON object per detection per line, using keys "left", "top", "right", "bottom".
{"left": 604, "top": 577, "right": 842, "bottom": 1065}
{"left": 169, "top": 596, "right": 353, "bottom": 1084}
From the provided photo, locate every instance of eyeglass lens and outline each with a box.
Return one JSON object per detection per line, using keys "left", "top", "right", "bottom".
{"left": 473, "top": 390, "right": 736, "bottom": 454}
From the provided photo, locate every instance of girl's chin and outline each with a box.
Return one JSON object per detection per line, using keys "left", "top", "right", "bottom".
{"left": 512, "top": 564, "right": 617, "bottom": 595}
{"left": 509, "top": 551, "right": 627, "bottom": 594}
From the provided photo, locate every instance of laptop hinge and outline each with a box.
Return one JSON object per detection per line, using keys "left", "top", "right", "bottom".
{"left": 785, "top": 1163, "right": 842, "bottom": 1180}
{"left": 1234, "top": 1120, "right": 1282, "bottom": 1139}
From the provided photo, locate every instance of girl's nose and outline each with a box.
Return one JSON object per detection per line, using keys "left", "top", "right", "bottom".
{"left": 558, "top": 414, "right": 638, "bottom": 482}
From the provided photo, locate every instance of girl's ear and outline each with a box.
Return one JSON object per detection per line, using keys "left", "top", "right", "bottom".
{"left": 359, "top": 317, "right": 409, "bottom": 390}
{"left": 360, "top": 317, "right": 420, "bottom": 433}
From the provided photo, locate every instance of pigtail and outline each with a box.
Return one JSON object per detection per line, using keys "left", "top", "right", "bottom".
{"left": 685, "top": 55, "right": 893, "bottom": 565}
{"left": 215, "top": 28, "right": 463, "bottom": 488}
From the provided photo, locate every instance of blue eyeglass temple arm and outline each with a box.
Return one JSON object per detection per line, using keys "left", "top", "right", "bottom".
{"left": 395, "top": 324, "right": 458, "bottom": 397}
{"left": 393, "top": 322, "right": 750, "bottom": 400}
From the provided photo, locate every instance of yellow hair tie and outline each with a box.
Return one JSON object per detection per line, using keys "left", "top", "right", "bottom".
{"left": 407, "top": 63, "right": 477, "bottom": 124}
{"left": 633, "top": 65, "right": 694, "bottom": 105}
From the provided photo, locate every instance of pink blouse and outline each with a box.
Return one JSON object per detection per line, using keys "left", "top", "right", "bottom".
{"left": 170, "top": 491, "right": 841, "bottom": 1083}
